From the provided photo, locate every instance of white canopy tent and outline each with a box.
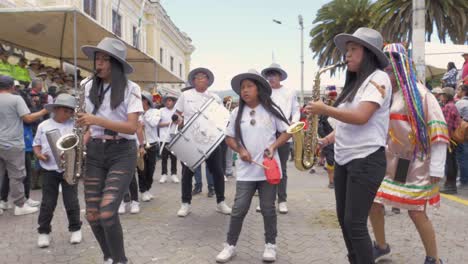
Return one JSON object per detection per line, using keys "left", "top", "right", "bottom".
{"left": 0, "top": 6, "right": 184, "bottom": 86}
{"left": 425, "top": 42, "right": 468, "bottom": 79}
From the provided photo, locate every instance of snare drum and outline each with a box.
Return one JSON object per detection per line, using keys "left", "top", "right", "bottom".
{"left": 167, "top": 97, "right": 230, "bottom": 171}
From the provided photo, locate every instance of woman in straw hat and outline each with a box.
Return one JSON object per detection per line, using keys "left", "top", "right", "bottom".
{"left": 216, "top": 70, "right": 290, "bottom": 263}
{"left": 305, "top": 27, "right": 392, "bottom": 263}
{"left": 77, "top": 37, "right": 143, "bottom": 264}
{"left": 369, "top": 43, "right": 446, "bottom": 264}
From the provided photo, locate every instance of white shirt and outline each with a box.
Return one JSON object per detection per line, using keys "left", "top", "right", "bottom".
{"left": 271, "top": 86, "right": 300, "bottom": 142}
{"left": 174, "top": 88, "right": 222, "bottom": 124}
{"left": 33, "top": 118, "right": 74, "bottom": 172}
{"left": 140, "top": 108, "right": 161, "bottom": 144}
{"left": 84, "top": 80, "right": 143, "bottom": 140}
{"left": 226, "top": 105, "right": 289, "bottom": 181}
{"left": 159, "top": 107, "right": 177, "bottom": 143}
{"left": 334, "top": 70, "right": 392, "bottom": 165}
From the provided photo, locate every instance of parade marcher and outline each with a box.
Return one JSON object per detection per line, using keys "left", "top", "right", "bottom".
{"left": 306, "top": 28, "right": 391, "bottom": 264}
{"left": 0, "top": 75, "right": 48, "bottom": 216}
{"left": 369, "top": 43, "right": 447, "bottom": 264}
{"left": 216, "top": 69, "right": 290, "bottom": 263}
{"left": 455, "top": 84, "right": 468, "bottom": 189}
{"left": 223, "top": 96, "right": 235, "bottom": 178}
{"left": 193, "top": 164, "right": 214, "bottom": 197}
{"left": 137, "top": 91, "right": 161, "bottom": 202}
{"left": 119, "top": 174, "right": 141, "bottom": 214}
{"left": 33, "top": 93, "right": 82, "bottom": 248}
{"left": 78, "top": 37, "right": 143, "bottom": 264}
{"left": 260, "top": 62, "right": 300, "bottom": 214}
{"left": 158, "top": 95, "right": 179, "bottom": 184}
{"left": 174, "top": 67, "right": 231, "bottom": 217}
{"left": 439, "top": 87, "right": 461, "bottom": 194}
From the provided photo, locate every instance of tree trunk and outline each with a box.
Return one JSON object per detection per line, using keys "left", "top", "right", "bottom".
{"left": 412, "top": 0, "right": 425, "bottom": 83}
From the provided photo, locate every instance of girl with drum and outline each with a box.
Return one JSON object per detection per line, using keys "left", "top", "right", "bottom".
{"left": 305, "top": 28, "right": 392, "bottom": 264}
{"left": 77, "top": 37, "right": 143, "bottom": 264}
{"left": 216, "top": 70, "right": 290, "bottom": 263}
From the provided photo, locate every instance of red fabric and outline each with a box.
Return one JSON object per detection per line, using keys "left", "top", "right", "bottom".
{"left": 463, "top": 61, "right": 468, "bottom": 85}
{"left": 442, "top": 101, "right": 461, "bottom": 136}
{"left": 263, "top": 157, "right": 281, "bottom": 185}
{"left": 390, "top": 113, "right": 409, "bottom": 122}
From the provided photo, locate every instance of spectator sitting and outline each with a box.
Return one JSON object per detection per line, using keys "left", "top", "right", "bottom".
{"left": 441, "top": 62, "right": 458, "bottom": 88}
{"left": 0, "top": 49, "right": 13, "bottom": 77}
{"left": 13, "top": 57, "right": 31, "bottom": 87}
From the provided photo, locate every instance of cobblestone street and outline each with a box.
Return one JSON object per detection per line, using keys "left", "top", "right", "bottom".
{"left": 1, "top": 162, "right": 467, "bottom": 264}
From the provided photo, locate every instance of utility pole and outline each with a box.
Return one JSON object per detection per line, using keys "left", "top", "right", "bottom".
{"left": 298, "top": 15, "right": 304, "bottom": 106}
{"left": 412, "top": 0, "right": 425, "bottom": 83}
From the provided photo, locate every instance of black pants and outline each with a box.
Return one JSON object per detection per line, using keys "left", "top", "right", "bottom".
{"left": 37, "top": 170, "right": 81, "bottom": 234}
{"left": 181, "top": 145, "right": 225, "bottom": 204}
{"left": 123, "top": 174, "right": 139, "bottom": 203}
{"left": 84, "top": 139, "right": 136, "bottom": 263}
{"left": 220, "top": 141, "right": 228, "bottom": 175}
{"left": 334, "top": 147, "right": 386, "bottom": 264}
{"left": 137, "top": 144, "right": 157, "bottom": 193}
{"left": 161, "top": 147, "right": 177, "bottom": 175}
{"left": 1, "top": 152, "right": 32, "bottom": 200}
{"left": 444, "top": 145, "right": 458, "bottom": 186}
{"left": 277, "top": 143, "right": 290, "bottom": 203}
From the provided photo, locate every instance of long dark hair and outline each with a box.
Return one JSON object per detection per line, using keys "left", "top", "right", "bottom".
{"left": 447, "top": 62, "right": 456, "bottom": 71}
{"left": 234, "top": 79, "right": 289, "bottom": 147}
{"left": 89, "top": 56, "right": 127, "bottom": 110}
{"left": 334, "top": 47, "right": 382, "bottom": 106}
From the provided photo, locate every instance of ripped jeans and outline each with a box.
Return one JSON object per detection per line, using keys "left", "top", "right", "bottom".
{"left": 84, "top": 139, "right": 137, "bottom": 263}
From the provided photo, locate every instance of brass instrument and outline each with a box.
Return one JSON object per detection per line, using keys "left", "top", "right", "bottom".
{"left": 56, "top": 74, "right": 95, "bottom": 185}
{"left": 287, "top": 61, "right": 346, "bottom": 171}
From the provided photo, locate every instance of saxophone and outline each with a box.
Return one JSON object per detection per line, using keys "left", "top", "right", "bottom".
{"left": 287, "top": 61, "right": 346, "bottom": 171}
{"left": 55, "top": 74, "right": 95, "bottom": 185}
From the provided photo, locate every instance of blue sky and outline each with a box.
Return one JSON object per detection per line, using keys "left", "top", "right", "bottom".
{"left": 161, "top": 0, "right": 345, "bottom": 92}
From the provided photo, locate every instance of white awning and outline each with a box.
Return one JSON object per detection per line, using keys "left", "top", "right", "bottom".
{"left": 0, "top": 6, "right": 184, "bottom": 84}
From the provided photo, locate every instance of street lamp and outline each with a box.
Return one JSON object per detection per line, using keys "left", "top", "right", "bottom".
{"left": 272, "top": 15, "right": 305, "bottom": 106}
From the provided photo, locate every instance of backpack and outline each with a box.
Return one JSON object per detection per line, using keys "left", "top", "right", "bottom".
{"left": 453, "top": 119, "right": 468, "bottom": 143}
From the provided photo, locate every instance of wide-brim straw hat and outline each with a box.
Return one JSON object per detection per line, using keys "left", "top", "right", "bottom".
{"left": 44, "top": 93, "right": 77, "bottom": 112}
{"left": 231, "top": 69, "right": 272, "bottom": 96}
{"left": 334, "top": 27, "right": 389, "bottom": 68}
{"left": 261, "top": 63, "right": 288, "bottom": 81}
{"left": 187, "top": 67, "right": 214, "bottom": 87}
{"left": 81, "top": 37, "right": 134, "bottom": 74}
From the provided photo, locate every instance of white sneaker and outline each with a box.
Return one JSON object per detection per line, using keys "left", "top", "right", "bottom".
{"left": 69, "top": 230, "right": 82, "bottom": 244}
{"left": 148, "top": 192, "right": 154, "bottom": 199}
{"left": 0, "top": 200, "right": 12, "bottom": 210}
{"left": 14, "top": 203, "right": 39, "bottom": 216}
{"left": 262, "top": 243, "right": 277, "bottom": 262}
{"left": 177, "top": 203, "right": 191, "bottom": 217}
{"left": 37, "top": 234, "right": 50, "bottom": 248}
{"left": 278, "top": 202, "right": 288, "bottom": 214}
{"left": 256, "top": 205, "right": 261, "bottom": 212}
{"left": 216, "top": 201, "right": 232, "bottom": 215}
{"left": 224, "top": 176, "right": 228, "bottom": 182}
{"left": 141, "top": 192, "right": 151, "bottom": 202}
{"left": 130, "top": 201, "right": 140, "bottom": 214}
{"left": 118, "top": 202, "right": 128, "bottom": 214}
{"left": 171, "top": 174, "right": 180, "bottom": 183}
{"left": 216, "top": 243, "right": 236, "bottom": 263}
{"left": 26, "top": 198, "right": 41, "bottom": 207}
{"left": 160, "top": 174, "right": 168, "bottom": 183}
{"left": 103, "top": 258, "right": 113, "bottom": 264}
{"left": 59, "top": 184, "right": 62, "bottom": 193}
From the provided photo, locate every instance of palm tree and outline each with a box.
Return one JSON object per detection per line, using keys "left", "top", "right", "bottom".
{"left": 372, "top": 0, "right": 468, "bottom": 44}
{"left": 309, "top": 0, "right": 375, "bottom": 69}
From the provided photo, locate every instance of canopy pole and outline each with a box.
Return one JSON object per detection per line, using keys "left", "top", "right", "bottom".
{"left": 73, "top": 10, "right": 77, "bottom": 90}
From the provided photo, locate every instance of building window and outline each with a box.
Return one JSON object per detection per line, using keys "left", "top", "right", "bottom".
{"left": 83, "top": 0, "right": 96, "bottom": 19}
{"left": 112, "top": 9, "right": 122, "bottom": 37}
{"left": 132, "top": 26, "right": 138, "bottom": 47}
{"left": 170, "top": 56, "right": 174, "bottom": 72}
{"left": 160, "top": 48, "right": 163, "bottom": 63}
{"left": 179, "top": 63, "right": 183, "bottom": 77}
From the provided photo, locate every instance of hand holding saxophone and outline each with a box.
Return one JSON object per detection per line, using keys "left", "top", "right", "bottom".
{"left": 76, "top": 113, "right": 100, "bottom": 127}
{"left": 36, "top": 153, "right": 49, "bottom": 162}
{"left": 304, "top": 99, "right": 328, "bottom": 115}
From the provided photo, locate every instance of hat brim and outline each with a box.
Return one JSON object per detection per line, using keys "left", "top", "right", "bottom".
{"left": 81, "top": 46, "right": 134, "bottom": 74}
{"left": 141, "top": 94, "right": 154, "bottom": 108}
{"left": 188, "top": 68, "right": 214, "bottom": 87}
{"left": 334, "top": 33, "right": 389, "bottom": 68}
{"left": 231, "top": 73, "right": 272, "bottom": 96}
{"left": 162, "top": 96, "right": 177, "bottom": 103}
{"left": 261, "top": 67, "right": 288, "bottom": 81}
{"left": 44, "top": 103, "right": 75, "bottom": 112}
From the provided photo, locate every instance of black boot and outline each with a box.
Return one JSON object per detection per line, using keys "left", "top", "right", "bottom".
{"left": 192, "top": 184, "right": 202, "bottom": 195}
{"left": 207, "top": 185, "right": 214, "bottom": 198}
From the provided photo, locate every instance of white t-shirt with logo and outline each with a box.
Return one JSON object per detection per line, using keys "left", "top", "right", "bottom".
{"left": 271, "top": 86, "right": 300, "bottom": 142}
{"left": 140, "top": 108, "right": 161, "bottom": 144}
{"left": 226, "top": 104, "right": 289, "bottom": 181}
{"left": 334, "top": 70, "right": 392, "bottom": 165}
{"left": 84, "top": 80, "right": 143, "bottom": 140}
{"left": 159, "top": 107, "right": 177, "bottom": 143}
{"left": 174, "top": 88, "right": 222, "bottom": 124}
{"left": 33, "top": 118, "right": 74, "bottom": 172}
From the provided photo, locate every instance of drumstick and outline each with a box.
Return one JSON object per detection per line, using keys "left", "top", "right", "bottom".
{"left": 252, "top": 160, "right": 269, "bottom": 170}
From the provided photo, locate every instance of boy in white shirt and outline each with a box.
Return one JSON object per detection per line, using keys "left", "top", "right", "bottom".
{"left": 33, "top": 93, "right": 82, "bottom": 248}
{"left": 158, "top": 95, "right": 179, "bottom": 183}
